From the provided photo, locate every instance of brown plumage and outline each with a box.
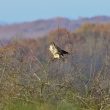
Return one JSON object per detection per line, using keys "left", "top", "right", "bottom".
{"left": 49, "top": 42, "right": 69, "bottom": 59}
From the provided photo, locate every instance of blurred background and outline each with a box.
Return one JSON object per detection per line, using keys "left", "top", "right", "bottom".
{"left": 0, "top": 0, "right": 110, "bottom": 110}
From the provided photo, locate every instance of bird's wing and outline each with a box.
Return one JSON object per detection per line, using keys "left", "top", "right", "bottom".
{"left": 55, "top": 45, "right": 69, "bottom": 54}
{"left": 61, "top": 49, "right": 69, "bottom": 54}
{"left": 55, "top": 45, "right": 62, "bottom": 52}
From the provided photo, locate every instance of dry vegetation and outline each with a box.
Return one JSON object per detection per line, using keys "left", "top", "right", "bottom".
{"left": 0, "top": 23, "right": 110, "bottom": 110}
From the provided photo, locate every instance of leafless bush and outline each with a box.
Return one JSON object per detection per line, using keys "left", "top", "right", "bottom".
{"left": 0, "top": 25, "right": 110, "bottom": 110}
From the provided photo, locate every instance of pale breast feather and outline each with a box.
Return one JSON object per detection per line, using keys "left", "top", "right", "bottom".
{"left": 49, "top": 45, "right": 58, "bottom": 54}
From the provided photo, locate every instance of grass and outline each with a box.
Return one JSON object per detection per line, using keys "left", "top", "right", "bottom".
{"left": 0, "top": 24, "right": 110, "bottom": 110}
{"left": 4, "top": 100, "right": 80, "bottom": 110}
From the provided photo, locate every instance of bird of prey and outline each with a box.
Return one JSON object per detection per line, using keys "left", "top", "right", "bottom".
{"left": 49, "top": 42, "right": 69, "bottom": 60}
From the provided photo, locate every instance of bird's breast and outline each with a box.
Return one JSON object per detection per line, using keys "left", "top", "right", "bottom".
{"left": 49, "top": 45, "right": 58, "bottom": 54}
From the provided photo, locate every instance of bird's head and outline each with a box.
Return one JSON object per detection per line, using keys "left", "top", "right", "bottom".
{"left": 50, "top": 42, "right": 56, "bottom": 46}
{"left": 49, "top": 42, "right": 56, "bottom": 52}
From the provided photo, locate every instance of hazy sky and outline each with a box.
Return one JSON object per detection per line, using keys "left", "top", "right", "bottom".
{"left": 0, "top": 0, "right": 110, "bottom": 23}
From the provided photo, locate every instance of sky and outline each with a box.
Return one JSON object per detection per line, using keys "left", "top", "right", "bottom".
{"left": 0, "top": 0, "right": 110, "bottom": 23}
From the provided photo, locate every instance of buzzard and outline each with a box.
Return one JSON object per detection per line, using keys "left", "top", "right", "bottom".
{"left": 49, "top": 42, "right": 69, "bottom": 60}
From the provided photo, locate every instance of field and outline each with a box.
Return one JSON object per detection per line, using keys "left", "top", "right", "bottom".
{"left": 0, "top": 23, "right": 110, "bottom": 110}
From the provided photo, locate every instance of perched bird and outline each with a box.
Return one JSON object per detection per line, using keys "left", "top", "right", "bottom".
{"left": 49, "top": 42, "right": 69, "bottom": 60}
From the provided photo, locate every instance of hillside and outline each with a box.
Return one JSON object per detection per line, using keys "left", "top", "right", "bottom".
{"left": 0, "top": 16, "right": 110, "bottom": 40}
{"left": 0, "top": 22, "right": 110, "bottom": 110}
